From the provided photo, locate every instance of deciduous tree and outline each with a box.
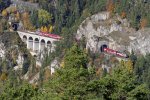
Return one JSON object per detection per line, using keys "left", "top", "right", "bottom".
{"left": 38, "top": 9, "right": 52, "bottom": 27}
{"left": 49, "top": 25, "right": 53, "bottom": 33}
{"left": 2, "top": 9, "right": 8, "bottom": 17}
{"left": 43, "top": 26, "right": 48, "bottom": 32}
{"left": 22, "top": 12, "right": 34, "bottom": 30}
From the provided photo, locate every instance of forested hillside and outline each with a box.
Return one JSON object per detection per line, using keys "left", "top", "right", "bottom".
{"left": 29, "top": 0, "right": 150, "bottom": 51}
{"left": 0, "top": 0, "right": 150, "bottom": 99}
{"left": 0, "top": 45, "right": 150, "bottom": 99}
{"left": 35, "top": 0, "right": 150, "bottom": 32}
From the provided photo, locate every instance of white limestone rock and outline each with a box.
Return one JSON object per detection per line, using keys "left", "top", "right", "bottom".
{"left": 76, "top": 12, "right": 150, "bottom": 55}
{"left": 50, "top": 59, "right": 59, "bottom": 75}
{"left": 0, "top": 43, "right": 5, "bottom": 58}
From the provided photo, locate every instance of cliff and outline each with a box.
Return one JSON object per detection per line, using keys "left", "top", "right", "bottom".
{"left": 0, "top": 32, "right": 33, "bottom": 76}
{"left": 76, "top": 12, "right": 150, "bottom": 55}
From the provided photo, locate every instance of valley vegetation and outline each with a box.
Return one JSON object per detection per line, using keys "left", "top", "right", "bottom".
{"left": 0, "top": 0, "right": 150, "bottom": 99}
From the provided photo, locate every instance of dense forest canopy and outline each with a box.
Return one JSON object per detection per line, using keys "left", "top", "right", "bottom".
{"left": 26, "top": 0, "right": 150, "bottom": 32}
{"left": 5, "top": 0, "right": 149, "bottom": 34}
{"left": 0, "top": 45, "right": 150, "bottom": 99}
{"left": 0, "top": 0, "right": 150, "bottom": 99}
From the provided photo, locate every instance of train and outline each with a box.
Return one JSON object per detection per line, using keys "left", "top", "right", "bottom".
{"left": 103, "top": 47, "right": 129, "bottom": 58}
{"left": 35, "top": 31, "right": 61, "bottom": 39}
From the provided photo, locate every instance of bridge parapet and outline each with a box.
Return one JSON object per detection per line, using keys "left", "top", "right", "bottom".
{"left": 17, "top": 31, "right": 60, "bottom": 54}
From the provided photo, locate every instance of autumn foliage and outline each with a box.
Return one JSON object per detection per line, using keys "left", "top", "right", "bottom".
{"left": 40, "top": 25, "right": 53, "bottom": 33}
{"left": 49, "top": 25, "right": 53, "bottom": 33}
{"left": 0, "top": 72, "right": 7, "bottom": 82}
{"left": 22, "top": 12, "right": 34, "bottom": 30}
{"left": 121, "top": 11, "right": 126, "bottom": 19}
{"left": 140, "top": 18, "right": 147, "bottom": 29}
{"left": 107, "top": 0, "right": 115, "bottom": 13}
{"left": 2, "top": 9, "right": 8, "bottom": 17}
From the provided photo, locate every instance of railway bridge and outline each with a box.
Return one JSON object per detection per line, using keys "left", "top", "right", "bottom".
{"left": 17, "top": 31, "right": 60, "bottom": 53}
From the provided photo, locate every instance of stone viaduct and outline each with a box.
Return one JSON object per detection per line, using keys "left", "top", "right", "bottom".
{"left": 17, "top": 31, "right": 60, "bottom": 54}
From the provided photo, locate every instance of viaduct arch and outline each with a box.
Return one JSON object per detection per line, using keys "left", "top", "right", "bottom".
{"left": 18, "top": 31, "right": 59, "bottom": 53}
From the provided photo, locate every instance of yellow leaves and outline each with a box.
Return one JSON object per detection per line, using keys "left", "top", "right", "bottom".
{"left": 40, "top": 26, "right": 48, "bottom": 32}
{"left": 2, "top": 9, "right": 8, "bottom": 17}
{"left": 120, "top": 60, "right": 133, "bottom": 73}
{"left": 0, "top": 72, "right": 7, "bottom": 81}
{"left": 43, "top": 26, "right": 48, "bottom": 32}
{"left": 40, "top": 26, "right": 44, "bottom": 32}
{"left": 49, "top": 25, "right": 53, "bottom": 33}
{"left": 40, "top": 26, "right": 53, "bottom": 33}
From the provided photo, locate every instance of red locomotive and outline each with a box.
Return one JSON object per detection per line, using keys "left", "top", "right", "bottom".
{"left": 37, "top": 31, "right": 61, "bottom": 39}
{"left": 103, "top": 47, "right": 128, "bottom": 58}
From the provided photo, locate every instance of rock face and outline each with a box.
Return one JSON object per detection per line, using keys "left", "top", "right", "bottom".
{"left": 0, "top": 32, "right": 31, "bottom": 71}
{"left": 0, "top": 32, "right": 59, "bottom": 84}
{"left": 0, "top": 43, "right": 5, "bottom": 58}
{"left": 130, "top": 29, "right": 150, "bottom": 55}
{"left": 76, "top": 12, "right": 150, "bottom": 55}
